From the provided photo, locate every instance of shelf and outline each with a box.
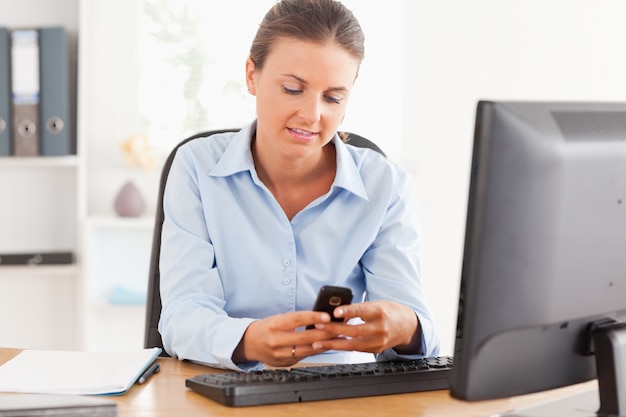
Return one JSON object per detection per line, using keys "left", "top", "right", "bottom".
{"left": 0, "top": 264, "right": 78, "bottom": 277}
{"left": 0, "top": 156, "right": 79, "bottom": 168}
{"left": 83, "top": 217, "right": 153, "bottom": 311}
{"left": 88, "top": 299, "right": 147, "bottom": 311}
{"left": 86, "top": 214, "right": 155, "bottom": 230}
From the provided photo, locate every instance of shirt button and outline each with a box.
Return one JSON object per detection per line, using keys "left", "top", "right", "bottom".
{"left": 282, "top": 277, "right": 291, "bottom": 285}
{"left": 283, "top": 259, "right": 291, "bottom": 267}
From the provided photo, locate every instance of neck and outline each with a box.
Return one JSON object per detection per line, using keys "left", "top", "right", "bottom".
{"left": 251, "top": 134, "right": 337, "bottom": 220}
{"left": 252, "top": 135, "right": 335, "bottom": 189}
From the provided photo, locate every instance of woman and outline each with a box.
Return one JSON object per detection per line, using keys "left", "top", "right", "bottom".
{"left": 159, "top": 0, "right": 440, "bottom": 371}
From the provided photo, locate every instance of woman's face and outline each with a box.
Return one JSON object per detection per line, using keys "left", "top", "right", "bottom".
{"left": 246, "top": 37, "right": 360, "bottom": 161}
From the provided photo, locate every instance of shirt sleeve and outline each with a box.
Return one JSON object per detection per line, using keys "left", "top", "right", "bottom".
{"left": 362, "top": 167, "right": 441, "bottom": 359}
{"left": 158, "top": 147, "right": 260, "bottom": 371}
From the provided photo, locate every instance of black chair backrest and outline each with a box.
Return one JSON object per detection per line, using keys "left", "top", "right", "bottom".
{"left": 144, "top": 130, "right": 385, "bottom": 355}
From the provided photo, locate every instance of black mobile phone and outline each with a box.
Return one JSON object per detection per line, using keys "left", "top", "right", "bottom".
{"left": 307, "top": 285, "right": 353, "bottom": 329}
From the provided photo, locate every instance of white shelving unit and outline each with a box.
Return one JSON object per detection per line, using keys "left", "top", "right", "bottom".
{"left": 80, "top": 215, "right": 153, "bottom": 351}
{"left": 0, "top": 159, "right": 79, "bottom": 349}
{"left": 0, "top": 265, "right": 77, "bottom": 349}
{"left": 1, "top": 0, "right": 160, "bottom": 351}
{"left": 0, "top": 156, "right": 78, "bottom": 168}
{"left": 75, "top": 0, "right": 163, "bottom": 351}
{"left": 0, "top": 0, "right": 80, "bottom": 350}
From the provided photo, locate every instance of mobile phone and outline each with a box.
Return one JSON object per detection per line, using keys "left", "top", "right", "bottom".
{"left": 307, "top": 285, "right": 353, "bottom": 329}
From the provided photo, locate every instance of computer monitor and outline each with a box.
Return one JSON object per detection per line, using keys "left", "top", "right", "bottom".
{"left": 450, "top": 101, "right": 626, "bottom": 417}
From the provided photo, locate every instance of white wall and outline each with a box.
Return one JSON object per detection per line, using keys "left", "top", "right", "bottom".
{"left": 79, "top": 0, "right": 410, "bottom": 217}
{"left": 402, "top": 0, "right": 626, "bottom": 355}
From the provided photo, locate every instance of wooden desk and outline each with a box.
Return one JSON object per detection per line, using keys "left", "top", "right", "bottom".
{"left": 0, "top": 347, "right": 596, "bottom": 417}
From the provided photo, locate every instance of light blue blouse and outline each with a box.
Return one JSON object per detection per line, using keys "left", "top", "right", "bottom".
{"left": 159, "top": 122, "right": 440, "bottom": 371}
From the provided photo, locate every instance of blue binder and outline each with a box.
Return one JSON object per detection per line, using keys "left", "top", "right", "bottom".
{"left": 0, "top": 28, "right": 11, "bottom": 156}
{"left": 39, "top": 27, "right": 71, "bottom": 156}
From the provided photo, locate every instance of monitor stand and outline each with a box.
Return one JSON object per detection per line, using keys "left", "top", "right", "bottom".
{"left": 499, "top": 321, "right": 626, "bottom": 417}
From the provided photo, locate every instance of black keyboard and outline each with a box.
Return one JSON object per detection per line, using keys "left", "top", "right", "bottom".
{"left": 185, "top": 356, "right": 452, "bottom": 407}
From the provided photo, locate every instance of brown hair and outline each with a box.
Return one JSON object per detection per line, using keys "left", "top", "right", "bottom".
{"left": 249, "top": 0, "right": 365, "bottom": 71}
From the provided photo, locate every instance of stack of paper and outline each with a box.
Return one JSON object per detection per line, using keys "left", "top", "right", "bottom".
{"left": 0, "top": 348, "right": 161, "bottom": 396}
{"left": 0, "top": 394, "right": 117, "bottom": 417}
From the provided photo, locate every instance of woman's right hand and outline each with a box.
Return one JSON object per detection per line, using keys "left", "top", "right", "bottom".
{"left": 232, "top": 311, "right": 336, "bottom": 367}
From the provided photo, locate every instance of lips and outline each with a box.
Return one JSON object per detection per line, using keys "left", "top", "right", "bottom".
{"left": 288, "top": 127, "right": 319, "bottom": 141}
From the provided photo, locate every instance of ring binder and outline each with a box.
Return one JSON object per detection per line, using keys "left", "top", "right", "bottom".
{"left": 0, "top": 28, "right": 11, "bottom": 156}
{"left": 10, "top": 29, "right": 40, "bottom": 157}
{"left": 39, "top": 27, "right": 71, "bottom": 156}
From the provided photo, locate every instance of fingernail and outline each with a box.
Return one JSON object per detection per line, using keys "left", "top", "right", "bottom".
{"left": 335, "top": 308, "right": 343, "bottom": 316}
{"left": 315, "top": 323, "right": 325, "bottom": 330}
{"left": 312, "top": 342, "right": 323, "bottom": 350}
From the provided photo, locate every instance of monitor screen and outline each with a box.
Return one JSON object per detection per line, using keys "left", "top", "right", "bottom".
{"left": 450, "top": 101, "right": 626, "bottom": 416}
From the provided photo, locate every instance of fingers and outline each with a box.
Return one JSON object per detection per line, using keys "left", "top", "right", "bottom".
{"left": 290, "top": 342, "right": 330, "bottom": 362}
{"left": 311, "top": 324, "right": 386, "bottom": 354}
{"left": 332, "top": 301, "right": 380, "bottom": 321}
{"left": 237, "top": 302, "right": 420, "bottom": 367}
{"left": 309, "top": 303, "right": 386, "bottom": 353}
{"left": 253, "top": 329, "right": 334, "bottom": 367}
{"left": 271, "top": 310, "right": 332, "bottom": 331}
{"left": 310, "top": 301, "right": 420, "bottom": 354}
{"left": 236, "top": 311, "right": 336, "bottom": 367}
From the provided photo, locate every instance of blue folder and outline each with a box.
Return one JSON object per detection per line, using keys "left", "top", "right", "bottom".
{"left": 39, "top": 27, "right": 72, "bottom": 156}
{"left": 0, "top": 28, "right": 11, "bottom": 156}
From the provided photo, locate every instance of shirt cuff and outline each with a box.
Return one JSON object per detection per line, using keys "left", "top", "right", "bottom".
{"left": 376, "top": 314, "right": 440, "bottom": 361}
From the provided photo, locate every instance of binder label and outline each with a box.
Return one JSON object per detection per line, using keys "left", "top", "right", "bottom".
{"left": 11, "top": 30, "right": 40, "bottom": 105}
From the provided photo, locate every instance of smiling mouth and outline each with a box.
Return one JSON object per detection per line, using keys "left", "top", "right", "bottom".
{"left": 288, "top": 127, "right": 319, "bottom": 141}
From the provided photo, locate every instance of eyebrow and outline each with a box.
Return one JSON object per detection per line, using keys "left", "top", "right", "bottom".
{"left": 282, "top": 73, "right": 348, "bottom": 92}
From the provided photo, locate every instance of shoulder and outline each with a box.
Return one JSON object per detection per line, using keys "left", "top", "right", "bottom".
{"left": 172, "top": 126, "right": 253, "bottom": 177}
{"left": 341, "top": 140, "right": 412, "bottom": 190}
{"left": 176, "top": 131, "right": 238, "bottom": 164}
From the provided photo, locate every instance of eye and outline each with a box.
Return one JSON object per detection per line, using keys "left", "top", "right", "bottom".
{"left": 324, "top": 95, "right": 342, "bottom": 105}
{"left": 282, "top": 86, "right": 302, "bottom": 95}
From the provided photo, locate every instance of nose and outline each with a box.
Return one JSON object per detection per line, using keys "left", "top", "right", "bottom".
{"left": 299, "top": 96, "right": 322, "bottom": 124}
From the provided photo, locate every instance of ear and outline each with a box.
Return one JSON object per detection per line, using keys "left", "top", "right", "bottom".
{"left": 245, "top": 58, "right": 257, "bottom": 95}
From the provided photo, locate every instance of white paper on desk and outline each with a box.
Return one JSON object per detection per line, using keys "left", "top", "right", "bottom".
{"left": 0, "top": 348, "right": 161, "bottom": 396}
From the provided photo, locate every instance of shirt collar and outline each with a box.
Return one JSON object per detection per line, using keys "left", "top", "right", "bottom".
{"left": 209, "top": 122, "right": 256, "bottom": 177}
{"left": 209, "top": 121, "right": 369, "bottom": 201}
{"left": 333, "top": 134, "right": 369, "bottom": 201}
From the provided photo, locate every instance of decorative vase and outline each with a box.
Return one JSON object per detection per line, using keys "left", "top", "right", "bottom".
{"left": 114, "top": 180, "right": 145, "bottom": 217}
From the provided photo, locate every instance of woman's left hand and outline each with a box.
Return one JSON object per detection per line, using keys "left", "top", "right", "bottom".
{"left": 310, "top": 300, "right": 422, "bottom": 355}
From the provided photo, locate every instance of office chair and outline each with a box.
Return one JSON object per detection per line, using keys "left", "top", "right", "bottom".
{"left": 144, "top": 129, "right": 385, "bottom": 356}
